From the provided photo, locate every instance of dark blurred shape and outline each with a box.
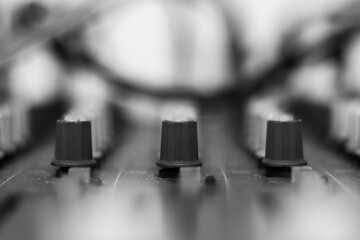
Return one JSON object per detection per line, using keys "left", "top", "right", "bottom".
{"left": 262, "top": 120, "right": 307, "bottom": 168}
{"left": 29, "top": 100, "right": 67, "bottom": 140}
{"left": 13, "top": 2, "right": 48, "bottom": 31}
{"left": 204, "top": 175, "right": 216, "bottom": 186}
{"left": 0, "top": 193, "right": 24, "bottom": 228}
{"left": 52, "top": 120, "right": 96, "bottom": 167}
{"left": 157, "top": 121, "right": 201, "bottom": 168}
{"left": 159, "top": 167, "right": 180, "bottom": 178}
{"left": 288, "top": 100, "right": 331, "bottom": 140}
{"left": 51, "top": 28, "right": 93, "bottom": 67}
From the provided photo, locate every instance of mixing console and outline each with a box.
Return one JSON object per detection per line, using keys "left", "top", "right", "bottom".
{"left": 0, "top": 97, "right": 357, "bottom": 240}
{"left": 0, "top": 1, "right": 359, "bottom": 240}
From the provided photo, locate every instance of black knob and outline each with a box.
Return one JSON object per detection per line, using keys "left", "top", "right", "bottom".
{"left": 157, "top": 120, "right": 202, "bottom": 168}
{"left": 262, "top": 119, "right": 307, "bottom": 167}
{"left": 52, "top": 120, "right": 96, "bottom": 167}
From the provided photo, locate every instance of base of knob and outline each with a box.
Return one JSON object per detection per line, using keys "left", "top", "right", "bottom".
{"left": 261, "top": 158, "right": 307, "bottom": 168}
{"left": 51, "top": 159, "right": 97, "bottom": 167}
{"left": 157, "top": 159, "right": 202, "bottom": 168}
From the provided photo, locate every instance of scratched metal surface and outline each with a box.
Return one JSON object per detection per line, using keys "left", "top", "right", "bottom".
{"left": 0, "top": 102, "right": 358, "bottom": 240}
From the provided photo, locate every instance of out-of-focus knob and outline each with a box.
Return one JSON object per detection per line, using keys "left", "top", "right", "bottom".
{"left": 330, "top": 100, "right": 348, "bottom": 143}
{"left": 11, "top": 105, "right": 29, "bottom": 148}
{"left": 0, "top": 108, "right": 16, "bottom": 154}
{"left": 346, "top": 105, "right": 360, "bottom": 154}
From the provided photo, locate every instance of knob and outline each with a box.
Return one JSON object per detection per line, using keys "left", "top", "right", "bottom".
{"left": 11, "top": 105, "right": 29, "bottom": 148}
{"left": 0, "top": 108, "right": 16, "bottom": 154}
{"left": 346, "top": 105, "right": 360, "bottom": 155}
{"left": 262, "top": 119, "right": 307, "bottom": 167}
{"left": 157, "top": 120, "right": 202, "bottom": 168}
{"left": 330, "top": 100, "right": 347, "bottom": 142}
{"left": 52, "top": 120, "right": 96, "bottom": 167}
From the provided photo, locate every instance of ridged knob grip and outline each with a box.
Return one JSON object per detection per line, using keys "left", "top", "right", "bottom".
{"left": 262, "top": 120, "right": 307, "bottom": 167}
{"left": 52, "top": 120, "right": 96, "bottom": 167}
{"left": 157, "top": 120, "right": 201, "bottom": 168}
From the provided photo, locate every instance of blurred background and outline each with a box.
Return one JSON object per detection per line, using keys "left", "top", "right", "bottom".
{"left": 2, "top": 0, "right": 360, "bottom": 121}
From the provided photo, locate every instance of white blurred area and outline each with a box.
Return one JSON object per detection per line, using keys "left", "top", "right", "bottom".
{"left": 288, "top": 61, "right": 339, "bottom": 104}
{"left": 161, "top": 100, "right": 198, "bottom": 121}
{"left": 225, "top": 0, "right": 357, "bottom": 76}
{"left": 65, "top": 69, "right": 112, "bottom": 110}
{"left": 252, "top": 172, "right": 360, "bottom": 240}
{"left": 3, "top": 0, "right": 360, "bottom": 113}
{"left": 36, "top": 179, "right": 167, "bottom": 240}
{"left": 8, "top": 45, "right": 64, "bottom": 107}
{"left": 343, "top": 33, "right": 360, "bottom": 94}
{"left": 84, "top": 0, "right": 232, "bottom": 93}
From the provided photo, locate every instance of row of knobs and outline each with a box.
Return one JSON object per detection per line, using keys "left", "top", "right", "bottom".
{"left": 330, "top": 99, "right": 360, "bottom": 155}
{"left": 52, "top": 117, "right": 202, "bottom": 169}
{"left": 51, "top": 99, "right": 307, "bottom": 170}
{"left": 52, "top": 105, "right": 203, "bottom": 168}
{"left": 245, "top": 98, "right": 307, "bottom": 168}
